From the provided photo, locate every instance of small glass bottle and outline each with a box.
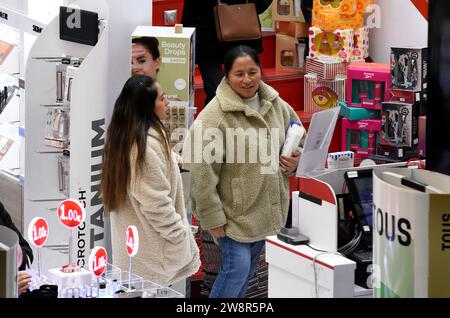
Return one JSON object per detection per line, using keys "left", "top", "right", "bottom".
{"left": 281, "top": 50, "right": 294, "bottom": 66}
{"left": 278, "top": 0, "right": 290, "bottom": 16}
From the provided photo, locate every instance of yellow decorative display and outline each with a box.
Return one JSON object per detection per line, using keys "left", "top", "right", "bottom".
{"left": 312, "top": 0, "right": 374, "bottom": 31}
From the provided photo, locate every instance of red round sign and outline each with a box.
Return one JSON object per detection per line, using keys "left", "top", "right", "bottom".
{"left": 57, "top": 199, "right": 86, "bottom": 229}
{"left": 27, "top": 217, "right": 49, "bottom": 248}
{"left": 126, "top": 225, "right": 139, "bottom": 257}
{"left": 88, "top": 246, "right": 108, "bottom": 277}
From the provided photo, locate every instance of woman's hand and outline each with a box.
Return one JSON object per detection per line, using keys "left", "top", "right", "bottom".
{"left": 18, "top": 271, "right": 32, "bottom": 295}
{"left": 209, "top": 226, "right": 225, "bottom": 239}
{"left": 280, "top": 150, "right": 301, "bottom": 176}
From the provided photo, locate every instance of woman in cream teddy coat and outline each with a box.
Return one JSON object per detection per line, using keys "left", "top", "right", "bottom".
{"left": 101, "top": 76, "right": 200, "bottom": 287}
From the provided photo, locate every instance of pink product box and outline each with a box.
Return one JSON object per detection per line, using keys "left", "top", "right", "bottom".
{"left": 352, "top": 26, "right": 369, "bottom": 62}
{"left": 304, "top": 73, "right": 346, "bottom": 114}
{"left": 341, "top": 118, "right": 382, "bottom": 159}
{"left": 418, "top": 115, "right": 426, "bottom": 157}
{"left": 347, "top": 63, "right": 391, "bottom": 110}
{"left": 305, "top": 57, "right": 349, "bottom": 80}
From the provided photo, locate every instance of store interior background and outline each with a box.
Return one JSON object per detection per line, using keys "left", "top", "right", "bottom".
{"left": 1, "top": 0, "right": 443, "bottom": 298}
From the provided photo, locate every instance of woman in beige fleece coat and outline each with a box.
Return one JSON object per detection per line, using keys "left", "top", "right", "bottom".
{"left": 101, "top": 76, "right": 200, "bottom": 287}
{"left": 184, "top": 46, "right": 304, "bottom": 298}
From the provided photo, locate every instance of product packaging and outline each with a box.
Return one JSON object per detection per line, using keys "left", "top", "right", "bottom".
{"left": 309, "top": 27, "right": 354, "bottom": 63}
{"left": 347, "top": 62, "right": 391, "bottom": 110}
{"left": 352, "top": 26, "right": 369, "bottom": 62}
{"left": 339, "top": 101, "right": 380, "bottom": 121}
{"left": 281, "top": 121, "right": 306, "bottom": 156}
{"left": 312, "top": 0, "right": 373, "bottom": 31}
{"left": 327, "top": 151, "right": 354, "bottom": 169}
{"left": 305, "top": 56, "right": 348, "bottom": 80}
{"left": 273, "top": 0, "right": 311, "bottom": 23}
{"left": 276, "top": 34, "right": 308, "bottom": 72}
{"left": 341, "top": 118, "right": 381, "bottom": 159}
{"left": 380, "top": 101, "right": 419, "bottom": 149}
{"left": 304, "top": 73, "right": 346, "bottom": 113}
{"left": 390, "top": 47, "right": 427, "bottom": 91}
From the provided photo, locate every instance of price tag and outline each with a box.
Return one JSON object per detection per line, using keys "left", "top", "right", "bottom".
{"left": 126, "top": 225, "right": 139, "bottom": 257}
{"left": 88, "top": 246, "right": 107, "bottom": 277}
{"left": 57, "top": 199, "right": 86, "bottom": 229}
{"left": 27, "top": 217, "right": 49, "bottom": 248}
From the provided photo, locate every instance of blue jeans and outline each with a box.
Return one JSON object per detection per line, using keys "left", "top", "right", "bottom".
{"left": 210, "top": 237, "right": 265, "bottom": 298}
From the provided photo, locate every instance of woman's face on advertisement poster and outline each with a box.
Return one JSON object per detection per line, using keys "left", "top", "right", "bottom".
{"left": 132, "top": 43, "right": 160, "bottom": 78}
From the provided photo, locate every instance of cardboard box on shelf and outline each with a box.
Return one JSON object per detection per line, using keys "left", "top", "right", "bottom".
{"left": 347, "top": 63, "right": 391, "bottom": 110}
{"left": 304, "top": 73, "right": 346, "bottom": 113}
{"left": 390, "top": 47, "right": 427, "bottom": 92}
{"left": 273, "top": 0, "right": 312, "bottom": 23}
{"left": 311, "top": 0, "right": 372, "bottom": 31}
{"left": 380, "top": 101, "right": 420, "bottom": 148}
{"left": 275, "top": 33, "right": 308, "bottom": 72}
{"left": 305, "top": 56, "right": 348, "bottom": 80}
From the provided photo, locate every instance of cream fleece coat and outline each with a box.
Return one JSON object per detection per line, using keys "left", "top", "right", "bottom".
{"left": 110, "top": 128, "right": 200, "bottom": 286}
{"left": 184, "top": 79, "right": 301, "bottom": 243}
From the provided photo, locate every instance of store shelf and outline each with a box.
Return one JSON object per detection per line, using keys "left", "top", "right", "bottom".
{"left": 24, "top": 0, "right": 109, "bottom": 271}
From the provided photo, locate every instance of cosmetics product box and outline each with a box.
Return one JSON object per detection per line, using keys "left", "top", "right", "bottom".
{"left": 390, "top": 47, "right": 427, "bottom": 91}
{"left": 304, "top": 73, "right": 346, "bottom": 113}
{"left": 352, "top": 26, "right": 369, "bottom": 62}
{"left": 309, "top": 27, "right": 354, "bottom": 63}
{"left": 341, "top": 118, "right": 381, "bottom": 159}
{"left": 305, "top": 56, "right": 348, "bottom": 80}
{"left": 312, "top": 0, "right": 372, "bottom": 31}
{"left": 389, "top": 88, "right": 427, "bottom": 116}
{"left": 377, "top": 144, "right": 419, "bottom": 161}
{"left": 327, "top": 151, "right": 354, "bottom": 169}
{"left": 274, "top": 20, "right": 310, "bottom": 38}
{"left": 273, "top": 0, "right": 312, "bottom": 23}
{"left": 347, "top": 62, "right": 391, "bottom": 110}
{"left": 380, "top": 101, "right": 420, "bottom": 148}
{"left": 276, "top": 34, "right": 308, "bottom": 72}
{"left": 339, "top": 101, "right": 380, "bottom": 121}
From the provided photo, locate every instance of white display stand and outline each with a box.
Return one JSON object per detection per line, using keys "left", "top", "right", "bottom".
{"left": 268, "top": 163, "right": 412, "bottom": 298}
{"left": 266, "top": 236, "right": 356, "bottom": 298}
{"left": 24, "top": 0, "right": 109, "bottom": 271}
{"left": 0, "top": 5, "right": 45, "bottom": 177}
{"left": 292, "top": 177, "right": 338, "bottom": 252}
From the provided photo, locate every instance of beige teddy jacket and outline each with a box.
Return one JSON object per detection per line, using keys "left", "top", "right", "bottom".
{"left": 110, "top": 128, "right": 200, "bottom": 286}
{"left": 184, "top": 79, "right": 301, "bottom": 243}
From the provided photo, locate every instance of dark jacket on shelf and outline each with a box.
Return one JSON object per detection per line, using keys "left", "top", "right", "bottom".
{"left": 181, "top": 0, "right": 272, "bottom": 64}
{"left": 0, "top": 201, "right": 33, "bottom": 270}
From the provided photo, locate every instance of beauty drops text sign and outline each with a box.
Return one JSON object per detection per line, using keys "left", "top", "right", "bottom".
{"left": 57, "top": 199, "right": 86, "bottom": 229}
{"left": 126, "top": 225, "right": 139, "bottom": 257}
{"left": 88, "top": 246, "right": 107, "bottom": 277}
{"left": 27, "top": 217, "right": 49, "bottom": 247}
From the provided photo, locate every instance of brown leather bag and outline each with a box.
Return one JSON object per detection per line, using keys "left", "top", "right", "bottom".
{"left": 213, "top": 0, "right": 262, "bottom": 42}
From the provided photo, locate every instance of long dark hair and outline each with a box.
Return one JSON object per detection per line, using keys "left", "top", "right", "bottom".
{"left": 223, "top": 45, "right": 262, "bottom": 77}
{"left": 101, "top": 75, "right": 170, "bottom": 211}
